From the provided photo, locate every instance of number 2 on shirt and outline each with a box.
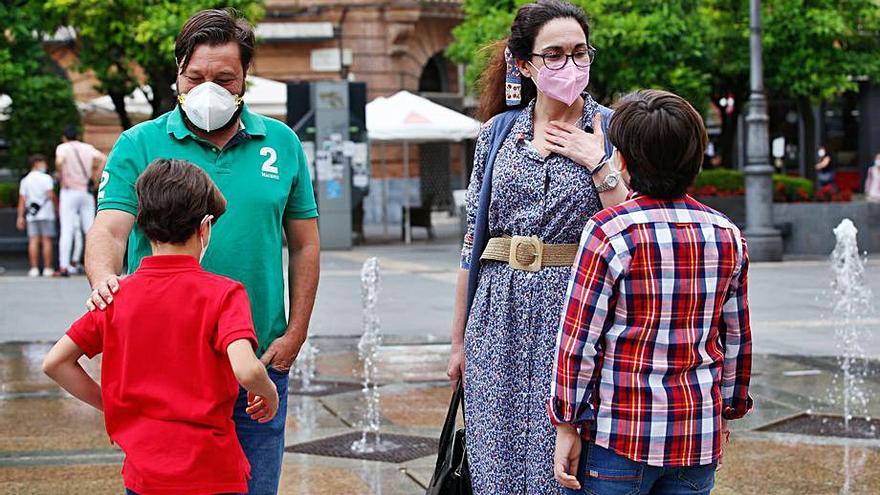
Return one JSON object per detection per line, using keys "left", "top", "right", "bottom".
{"left": 97, "top": 171, "right": 110, "bottom": 200}
{"left": 261, "top": 147, "right": 278, "bottom": 174}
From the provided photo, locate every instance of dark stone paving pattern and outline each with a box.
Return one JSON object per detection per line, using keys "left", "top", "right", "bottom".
{"left": 759, "top": 413, "right": 880, "bottom": 439}
{"left": 289, "top": 379, "right": 363, "bottom": 397}
{"left": 285, "top": 432, "right": 438, "bottom": 464}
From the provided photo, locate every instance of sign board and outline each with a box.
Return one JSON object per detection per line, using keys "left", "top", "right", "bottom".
{"left": 311, "top": 48, "right": 353, "bottom": 73}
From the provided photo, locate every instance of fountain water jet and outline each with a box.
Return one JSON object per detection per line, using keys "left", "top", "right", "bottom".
{"left": 351, "top": 257, "right": 398, "bottom": 453}
{"left": 292, "top": 340, "right": 327, "bottom": 393}
{"left": 830, "top": 219, "right": 873, "bottom": 428}
{"left": 830, "top": 219, "right": 875, "bottom": 494}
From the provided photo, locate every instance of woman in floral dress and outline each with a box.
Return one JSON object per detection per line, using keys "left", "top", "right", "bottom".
{"left": 446, "top": 1, "right": 630, "bottom": 493}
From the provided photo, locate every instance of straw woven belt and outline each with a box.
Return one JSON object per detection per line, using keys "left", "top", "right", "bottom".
{"left": 480, "top": 235, "right": 578, "bottom": 272}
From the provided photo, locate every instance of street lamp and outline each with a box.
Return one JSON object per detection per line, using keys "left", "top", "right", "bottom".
{"left": 744, "top": 0, "right": 783, "bottom": 261}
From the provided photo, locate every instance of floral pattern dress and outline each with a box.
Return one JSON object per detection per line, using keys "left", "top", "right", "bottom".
{"left": 461, "top": 93, "right": 605, "bottom": 495}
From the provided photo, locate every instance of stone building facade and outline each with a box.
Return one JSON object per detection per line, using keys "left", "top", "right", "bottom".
{"left": 47, "top": 0, "right": 473, "bottom": 226}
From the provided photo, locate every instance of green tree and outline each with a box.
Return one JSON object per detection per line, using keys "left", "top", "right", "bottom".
{"left": 0, "top": 1, "right": 79, "bottom": 169}
{"left": 44, "top": 0, "right": 265, "bottom": 129}
{"left": 587, "top": 0, "right": 712, "bottom": 107}
{"left": 449, "top": 0, "right": 880, "bottom": 174}
{"left": 762, "top": 0, "right": 880, "bottom": 176}
{"left": 447, "top": 0, "right": 516, "bottom": 96}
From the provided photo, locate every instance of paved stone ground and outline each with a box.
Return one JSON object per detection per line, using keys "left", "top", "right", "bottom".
{"left": 1, "top": 340, "right": 879, "bottom": 494}
{"left": 2, "top": 216, "right": 879, "bottom": 356}
{"left": 1, "top": 216, "right": 879, "bottom": 492}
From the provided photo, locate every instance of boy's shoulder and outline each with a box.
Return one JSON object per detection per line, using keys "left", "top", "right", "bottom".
{"left": 193, "top": 270, "right": 246, "bottom": 293}
{"left": 590, "top": 195, "right": 741, "bottom": 237}
{"left": 126, "top": 267, "right": 244, "bottom": 295}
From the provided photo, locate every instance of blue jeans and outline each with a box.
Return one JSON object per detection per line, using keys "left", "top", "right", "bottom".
{"left": 564, "top": 443, "right": 717, "bottom": 495}
{"left": 233, "top": 367, "right": 290, "bottom": 495}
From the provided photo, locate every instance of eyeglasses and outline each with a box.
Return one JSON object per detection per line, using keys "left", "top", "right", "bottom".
{"left": 529, "top": 47, "right": 596, "bottom": 70}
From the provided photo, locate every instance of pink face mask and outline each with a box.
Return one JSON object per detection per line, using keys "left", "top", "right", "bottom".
{"left": 530, "top": 61, "right": 590, "bottom": 106}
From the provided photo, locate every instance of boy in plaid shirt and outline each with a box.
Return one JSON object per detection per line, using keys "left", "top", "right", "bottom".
{"left": 549, "top": 90, "right": 752, "bottom": 495}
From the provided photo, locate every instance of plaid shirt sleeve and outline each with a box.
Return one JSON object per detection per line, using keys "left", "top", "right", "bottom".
{"left": 548, "top": 220, "right": 619, "bottom": 426}
{"left": 720, "top": 237, "right": 754, "bottom": 420}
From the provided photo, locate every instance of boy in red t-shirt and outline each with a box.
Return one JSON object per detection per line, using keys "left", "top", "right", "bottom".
{"left": 42, "top": 158, "right": 279, "bottom": 495}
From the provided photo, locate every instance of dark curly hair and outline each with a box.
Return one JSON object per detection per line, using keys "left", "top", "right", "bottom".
{"left": 135, "top": 159, "right": 226, "bottom": 244}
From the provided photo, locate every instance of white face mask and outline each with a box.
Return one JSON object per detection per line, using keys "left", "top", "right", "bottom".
{"left": 178, "top": 81, "right": 243, "bottom": 132}
{"left": 199, "top": 215, "right": 213, "bottom": 263}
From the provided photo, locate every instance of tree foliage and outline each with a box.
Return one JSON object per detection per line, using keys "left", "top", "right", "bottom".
{"left": 763, "top": 0, "right": 880, "bottom": 102}
{"left": 449, "top": 0, "right": 880, "bottom": 109}
{"left": 0, "top": 1, "right": 79, "bottom": 169}
{"left": 44, "top": 0, "right": 265, "bottom": 128}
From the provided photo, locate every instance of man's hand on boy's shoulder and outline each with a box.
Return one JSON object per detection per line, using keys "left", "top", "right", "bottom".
{"left": 86, "top": 274, "right": 123, "bottom": 311}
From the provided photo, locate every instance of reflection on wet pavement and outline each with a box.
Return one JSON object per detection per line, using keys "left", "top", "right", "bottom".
{"left": 1, "top": 340, "right": 878, "bottom": 493}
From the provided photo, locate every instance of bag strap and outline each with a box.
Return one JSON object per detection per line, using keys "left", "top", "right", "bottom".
{"left": 69, "top": 143, "right": 91, "bottom": 182}
{"left": 437, "top": 379, "right": 466, "bottom": 452}
{"left": 465, "top": 109, "right": 520, "bottom": 320}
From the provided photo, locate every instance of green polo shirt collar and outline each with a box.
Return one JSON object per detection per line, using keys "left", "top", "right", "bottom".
{"left": 166, "top": 104, "right": 267, "bottom": 141}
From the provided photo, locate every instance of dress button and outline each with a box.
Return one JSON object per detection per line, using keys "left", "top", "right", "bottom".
{"left": 522, "top": 351, "right": 529, "bottom": 359}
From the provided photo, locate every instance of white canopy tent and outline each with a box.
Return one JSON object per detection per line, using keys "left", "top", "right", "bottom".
{"left": 366, "top": 91, "right": 481, "bottom": 243}
{"left": 0, "top": 95, "right": 10, "bottom": 121}
{"left": 79, "top": 75, "right": 288, "bottom": 119}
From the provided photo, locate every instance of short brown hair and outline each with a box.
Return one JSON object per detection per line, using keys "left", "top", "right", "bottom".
{"left": 136, "top": 159, "right": 226, "bottom": 244}
{"left": 27, "top": 154, "right": 47, "bottom": 168}
{"left": 608, "top": 90, "right": 708, "bottom": 199}
{"left": 175, "top": 8, "right": 255, "bottom": 72}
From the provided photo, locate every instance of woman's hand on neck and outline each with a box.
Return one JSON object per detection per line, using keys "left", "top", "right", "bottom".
{"left": 534, "top": 93, "right": 583, "bottom": 126}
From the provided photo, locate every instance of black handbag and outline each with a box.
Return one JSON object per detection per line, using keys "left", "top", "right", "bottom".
{"left": 426, "top": 380, "right": 472, "bottom": 495}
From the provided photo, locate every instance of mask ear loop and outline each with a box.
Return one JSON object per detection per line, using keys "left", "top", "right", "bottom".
{"left": 504, "top": 47, "right": 521, "bottom": 106}
{"left": 200, "top": 215, "right": 214, "bottom": 251}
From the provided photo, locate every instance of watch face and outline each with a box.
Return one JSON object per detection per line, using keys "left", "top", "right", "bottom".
{"left": 606, "top": 173, "right": 619, "bottom": 188}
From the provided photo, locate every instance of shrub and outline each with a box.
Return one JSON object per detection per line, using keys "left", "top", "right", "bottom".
{"left": 0, "top": 182, "right": 19, "bottom": 208}
{"left": 772, "top": 174, "right": 815, "bottom": 202}
{"left": 690, "top": 169, "right": 744, "bottom": 196}
{"left": 814, "top": 184, "right": 853, "bottom": 202}
{"left": 690, "top": 168, "right": 827, "bottom": 203}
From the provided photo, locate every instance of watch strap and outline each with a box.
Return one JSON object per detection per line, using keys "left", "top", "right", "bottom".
{"left": 594, "top": 170, "right": 620, "bottom": 193}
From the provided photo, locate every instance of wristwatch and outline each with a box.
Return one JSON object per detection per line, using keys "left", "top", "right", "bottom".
{"left": 594, "top": 169, "right": 620, "bottom": 193}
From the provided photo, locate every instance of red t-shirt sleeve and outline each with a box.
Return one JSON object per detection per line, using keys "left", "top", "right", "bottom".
{"left": 66, "top": 311, "right": 103, "bottom": 358}
{"left": 215, "top": 283, "right": 258, "bottom": 353}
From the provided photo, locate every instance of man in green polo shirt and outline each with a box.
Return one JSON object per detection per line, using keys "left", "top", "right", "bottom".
{"left": 84, "top": 9, "right": 319, "bottom": 494}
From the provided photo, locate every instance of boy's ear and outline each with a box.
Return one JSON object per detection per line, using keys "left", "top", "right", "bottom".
{"left": 198, "top": 218, "right": 211, "bottom": 239}
{"left": 614, "top": 150, "right": 628, "bottom": 173}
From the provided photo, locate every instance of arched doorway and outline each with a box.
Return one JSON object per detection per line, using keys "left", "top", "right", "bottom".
{"left": 418, "top": 51, "right": 461, "bottom": 213}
